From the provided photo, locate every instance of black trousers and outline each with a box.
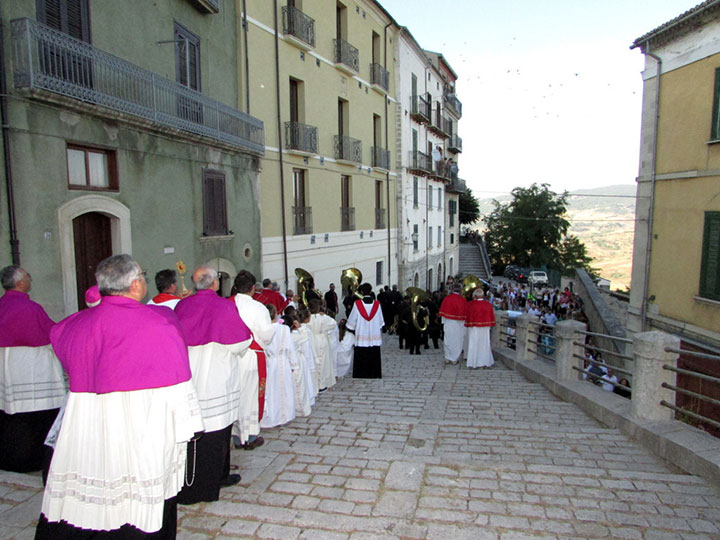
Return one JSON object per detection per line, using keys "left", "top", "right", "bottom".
{"left": 0, "top": 408, "right": 59, "bottom": 473}
{"left": 35, "top": 497, "right": 177, "bottom": 540}
{"left": 177, "top": 425, "right": 232, "bottom": 505}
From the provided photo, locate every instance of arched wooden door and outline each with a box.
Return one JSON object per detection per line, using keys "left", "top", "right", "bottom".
{"left": 73, "top": 212, "right": 112, "bottom": 309}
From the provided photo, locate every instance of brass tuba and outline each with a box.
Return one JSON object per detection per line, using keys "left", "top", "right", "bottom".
{"left": 462, "top": 274, "right": 483, "bottom": 300}
{"left": 341, "top": 267, "right": 363, "bottom": 300}
{"left": 406, "top": 286, "right": 430, "bottom": 332}
{"left": 295, "top": 267, "right": 320, "bottom": 307}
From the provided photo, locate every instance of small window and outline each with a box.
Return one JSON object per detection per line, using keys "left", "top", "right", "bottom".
{"left": 437, "top": 226, "right": 442, "bottom": 247}
{"left": 413, "top": 177, "right": 418, "bottom": 208}
{"left": 202, "top": 169, "right": 228, "bottom": 236}
{"left": 375, "top": 260, "right": 383, "bottom": 285}
{"left": 712, "top": 68, "right": 720, "bottom": 141}
{"left": 413, "top": 224, "right": 419, "bottom": 252}
{"left": 67, "top": 145, "right": 117, "bottom": 191}
{"left": 699, "top": 211, "right": 720, "bottom": 300}
{"left": 428, "top": 227, "right": 433, "bottom": 248}
{"left": 428, "top": 185, "right": 433, "bottom": 210}
{"left": 175, "top": 22, "right": 201, "bottom": 91}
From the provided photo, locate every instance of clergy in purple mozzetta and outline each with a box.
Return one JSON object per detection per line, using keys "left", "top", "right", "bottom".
{"left": 174, "top": 265, "right": 252, "bottom": 504}
{"left": 0, "top": 265, "right": 65, "bottom": 473}
{"left": 35, "top": 254, "right": 203, "bottom": 539}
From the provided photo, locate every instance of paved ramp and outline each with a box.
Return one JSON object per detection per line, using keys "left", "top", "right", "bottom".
{"left": 1, "top": 335, "right": 719, "bottom": 539}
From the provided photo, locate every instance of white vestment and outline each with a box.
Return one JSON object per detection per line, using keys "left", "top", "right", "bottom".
{"left": 297, "top": 325, "right": 318, "bottom": 402}
{"left": 346, "top": 301, "right": 385, "bottom": 346}
{"left": 260, "top": 323, "right": 296, "bottom": 428}
{"left": 466, "top": 326, "right": 494, "bottom": 368}
{"left": 290, "top": 330, "right": 313, "bottom": 416}
{"left": 309, "top": 314, "right": 337, "bottom": 390}
{"left": 187, "top": 340, "right": 251, "bottom": 432}
{"left": 233, "top": 294, "right": 274, "bottom": 443}
{"left": 335, "top": 332, "right": 355, "bottom": 377}
{"left": 441, "top": 318, "right": 465, "bottom": 363}
{"left": 0, "top": 345, "right": 66, "bottom": 413}
{"left": 145, "top": 298, "right": 180, "bottom": 310}
{"left": 42, "top": 380, "right": 203, "bottom": 533}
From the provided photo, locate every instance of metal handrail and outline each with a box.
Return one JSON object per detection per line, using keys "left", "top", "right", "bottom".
{"left": 663, "top": 364, "right": 720, "bottom": 385}
{"left": 578, "top": 329, "right": 632, "bottom": 344}
{"left": 661, "top": 382, "right": 720, "bottom": 408}
{"left": 375, "top": 208, "right": 386, "bottom": 229}
{"left": 660, "top": 401, "right": 720, "bottom": 431}
{"left": 371, "top": 146, "right": 390, "bottom": 169}
{"left": 285, "top": 121, "right": 317, "bottom": 153}
{"left": 334, "top": 135, "right": 362, "bottom": 163}
{"left": 370, "top": 63, "right": 389, "bottom": 91}
{"left": 572, "top": 341, "right": 633, "bottom": 361}
{"left": 292, "top": 206, "right": 312, "bottom": 235}
{"left": 572, "top": 366, "right": 632, "bottom": 392}
{"left": 572, "top": 354, "right": 633, "bottom": 376}
{"left": 411, "top": 94, "right": 431, "bottom": 122}
{"left": 664, "top": 347, "right": 720, "bottom": 361}
{"left": 340, "top": 206, "right": 355, "bottom": 231}
{"left": 527, "top": 345, "right": 555, "bottom": 362}
{"left": 11, "top": 18, "right": 264, "bottom": 155}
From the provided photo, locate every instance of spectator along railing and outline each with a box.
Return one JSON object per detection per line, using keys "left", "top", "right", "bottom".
{"left": 493, "top": 314, "right": 720, "bottom": 437}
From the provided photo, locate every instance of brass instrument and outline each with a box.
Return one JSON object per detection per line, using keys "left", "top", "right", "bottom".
{"left": 462, "top": 274, "right": 483, "bottom": 300}
{"left": 340, "top": 267, "right": 363, "bottom": 300}
{"left": 295, "top": 267, "right": 321, "bottom": 307}
{"left": 406, "top": 286, "right": 430, "bottom": 332}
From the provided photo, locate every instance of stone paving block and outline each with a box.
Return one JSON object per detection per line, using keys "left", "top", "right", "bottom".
{"left": 318, "top": 498, "right": 355, "bottom": 514}
{"left": 298, "top": 529, "right": 349, "bottom": 540}
{"left": 384, "top": 461, "right": 424, "bottom": 491}
{"left": 256, "top": 522, "right": 302, "bottom": 539}
{"left": 219, "top": 518, "right": 261, "bottom": 536}
{"left": 425, "top": 523, "right": 499, "bottom": 540}
{"left": 372, "top": 490, "right": 417, "bottom": 518}
{"left": 489, "top": 514, "right": 531, "bottom": 529}
{"left": 0, "top": 492, "right": 41, "bottom": 528}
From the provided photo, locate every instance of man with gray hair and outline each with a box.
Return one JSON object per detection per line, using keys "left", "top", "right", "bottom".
{"left": 174, "top": 265, "right": 253, "bottom": 503}
{"left": 36, "top": 254, "right": 203, "bottom": 538}
{"left": 0, "top": 265, "right": 65, "bottom": 473}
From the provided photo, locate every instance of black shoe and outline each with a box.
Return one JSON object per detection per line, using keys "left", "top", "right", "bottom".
{"left": 242, "top": 436, "right": 265, "bottom": 450}
{"left": 219, "top": 473, "right": 241, "bottom": 488}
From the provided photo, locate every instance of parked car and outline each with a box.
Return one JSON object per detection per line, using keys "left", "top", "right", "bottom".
{"left": 528, "top": 271, "right": 549, "bottom": 287}
{"left": 503, "top": 264, "right": 519, "bottom": 280}
{"left": 515, "top": 267, "right": 530, "bottom": 284}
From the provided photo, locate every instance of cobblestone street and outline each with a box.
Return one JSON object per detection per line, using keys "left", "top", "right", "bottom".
{"left": 2, "top": 335, "right": 720, "bottom": 539}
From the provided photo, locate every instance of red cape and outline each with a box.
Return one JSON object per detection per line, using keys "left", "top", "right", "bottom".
{"left": 254, "top": 288, "right": 288, "bottom": 314}
{"left": 439, "top": 293, "right": 467, "bottom": 321}
{"left": 465, "top": 299, "right": 496, "bottom": 328}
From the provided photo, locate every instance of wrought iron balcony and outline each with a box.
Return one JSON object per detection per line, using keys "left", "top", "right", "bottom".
{"left": 340, "top": 206, "right": 355, "bottom": 231}
{"left": 448, "top": 134, "right": 462, "bottom": 153}
{"left": 371, "top": 146, "right": 390, "bottom": 170}
{"left": 11, "top": 18, "right": 264, "bottom": 155}
{"left": 292, "top": 206, "right": 313, "bottom": 235}
{"left": 334, "top": 135, "right": 362, "bottom": 163}
{"left": 282, "top": 5, "right": 315, "bottom": 48}
{"left": 285, "top": 121, "right": 317, "bottom": 153}
{"left": 434, "top": 159, "right": 452, "bottom": 180}
{"left": 444, "top": 93, "right": 462, "bottom": 118}
{"left": 334, "top": 38, "right": 359, "bottom": 72}
{"left": 408, "top": 150, "right": 432, "bottom": 175}
{"left": 410, "top": 94, "right": 431, "bottom": 124}
{"left": 375, "top": 208, "right": 386, "bottom": 229}
{"left": 446, "top": 177, "right": 466, "bottom": 194}
{"left": 370, "top": 63, "right": 389, "bottom": 92}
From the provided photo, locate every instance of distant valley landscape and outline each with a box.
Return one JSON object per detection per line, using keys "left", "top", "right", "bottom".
{"left": 476, "top": 184, "right": 637, "bottom": 290}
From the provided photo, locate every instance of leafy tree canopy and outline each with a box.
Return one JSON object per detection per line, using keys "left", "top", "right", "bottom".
{"left": 459, "top": 187, "right": 480, "bottom": 225}
{"left": 482, "top": 183, "right": 595, "bottom": 275}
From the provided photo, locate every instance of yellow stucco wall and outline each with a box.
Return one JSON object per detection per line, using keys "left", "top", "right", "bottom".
{"left": 242, "top": 0, "right": 397, "bottom": 238}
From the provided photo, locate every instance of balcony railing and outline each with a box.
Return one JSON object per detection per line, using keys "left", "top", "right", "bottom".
{"left": 11, "top": 18, "right": 264, "bottom": 155}
{"left": 285, "top": 121, "right": 317, "bottom": 153}
{"left": 446, "top": 177, "right": 466, "bottom": 193}
{"left": 340, "top": 206, "right": 355, "bottom": 231}
{"left": 408, "top": 150, "right": 432, "bottom": 175}
{"left": 410, "top": 94, "right": 431, "bottom": 123}
{"left": 448, "top": 134, "right": 463, "bottom": 153}
{"left": 371, "top": 146, "right": 390, "bottom": 170}
{"left": 334, "top": 135, "right": 362, "bottom": 163}
{"left": 334, "top": 38, "right": 359, "bottom": 72}
{"left": 444, "top": 93, "right": 462, "bottom": 118}
{"left": 375, "top": 208, "right": 386, "bottom": 229}
{"left": 292, "top": 206, "right": 313, "bottom": 235}
{"left": 429, "top": 108, "right": 449, "bottom": 138}
{"left": 435, "top": 158, "right": 453, "bottom": 180}
{"left": 370, "top": 63, "right": 389, "bottom": 92}
{"left": 282, "top": 5, "right": 315, "bottom": 48}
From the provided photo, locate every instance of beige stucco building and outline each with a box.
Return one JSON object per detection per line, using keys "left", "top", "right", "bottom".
{"left": 630, "top": 1, "right": 720, "bottom": 352}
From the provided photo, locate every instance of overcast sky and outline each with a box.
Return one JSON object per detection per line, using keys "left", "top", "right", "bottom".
{"left": 378, "top": 0, "right": 698, "bottom": 197}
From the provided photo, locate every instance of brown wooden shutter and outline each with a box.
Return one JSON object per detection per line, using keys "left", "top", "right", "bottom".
{"left": 202, "top": 170, "right": 228, "bottom": 236}
{"left": 37, "top": 0, "right": 90, "bottom": 42}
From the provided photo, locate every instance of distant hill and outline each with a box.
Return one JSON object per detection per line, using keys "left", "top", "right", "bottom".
{"left": 475, "top": 184, "right": 636, "bottom": 290}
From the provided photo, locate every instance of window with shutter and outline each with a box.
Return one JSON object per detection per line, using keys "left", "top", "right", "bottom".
{"left": 37, "top": 0, "right": 90, "bottom": 41}
{"left": 202, "top": 169, "right": 228, "bottom": 236}
{"left": 712, "top": 68, "right": 720, "bottom": 141}
{"left": 175, "top": 23, "right": 203, "bottom": 123}
{"left": 699, "top": 211, "right": 720, "bottom": 301}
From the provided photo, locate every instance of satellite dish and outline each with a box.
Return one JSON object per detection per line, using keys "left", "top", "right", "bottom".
{"left": 431, "top": 149, "right": 442, "bottom": 162}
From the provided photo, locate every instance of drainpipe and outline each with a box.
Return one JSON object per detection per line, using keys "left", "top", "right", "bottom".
{"left": 242, "top": 0, "right": 250, "bottom": 113}
{"left": 384, "top": 22, "right": 391, "bottom": 286}
{"left": 273, "top": 0, "right": 289, "bottom": 289}
{"left": 0, "top": 11, "right": 20, "bottom": 265}
{"left": 640, "top": 48, "right": 661, "bottom": 332}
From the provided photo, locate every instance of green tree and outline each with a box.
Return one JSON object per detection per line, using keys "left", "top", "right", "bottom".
{"left": 459, "top": 187, "right": 480, "bottom": 225}
{"left": 483, "top": 183, "right": 593, "bottom": 275}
